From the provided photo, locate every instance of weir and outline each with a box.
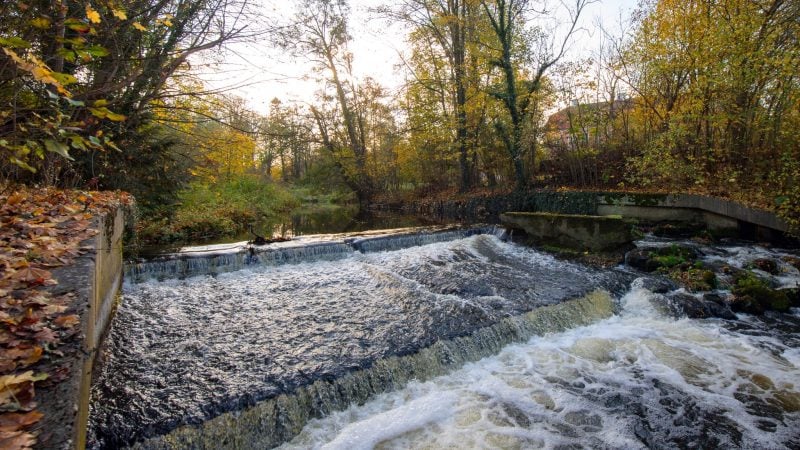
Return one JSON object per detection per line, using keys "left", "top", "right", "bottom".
{"left": 132, "top": 291, "right": 615, "bottom": 449}
{"left": 90, "top": 227, "right": 800, "bottom": 449}
{"left": 89, "top": 229, "right": 632, "bottom": 448}
{"left": 124, "top": 226, "right": 503, "bottom": 283}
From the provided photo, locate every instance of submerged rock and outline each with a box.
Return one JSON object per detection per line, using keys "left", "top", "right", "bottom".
{"left": 781, "top": 288, "right": 800, "bottom": 308}
{"left": 637, "top": 277, "right": 679, "bottom": 294}
{"left": 750, "top": 258, "right": 780, "bottom": 275}
{"left": 625, "top": 248, "right": 658, "bottom": 272}
{"left": 781, "top": 256, "right": 800, "bottom": 271}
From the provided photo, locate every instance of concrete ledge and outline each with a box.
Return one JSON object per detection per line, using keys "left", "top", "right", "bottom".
{"left": 36, "top": 207, "right": 125, "bottom": 449}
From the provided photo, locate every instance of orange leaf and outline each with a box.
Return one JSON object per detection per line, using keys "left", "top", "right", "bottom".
{"left": 0, "top": 347, "right": 40, "bottom": 371}
{"left": 5, "top": 194, "right": 25, "bottom": 206}
{"left": 0, "top": 431, "right": 36, "bottom": 449}
{"left": 53, "top": 315, "right": 79, "bottom": 328}
{"left": 22, "top": 347, "right": 41, "bottom": 367}
{"left": 42, "top": 305, "right": 67, "bottom": 315}
{"left": 0, "top": 411, "right": 43, "bottom": 432}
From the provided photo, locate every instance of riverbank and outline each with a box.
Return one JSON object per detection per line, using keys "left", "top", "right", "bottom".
{"left": 0, "top": 186, "right": 132, "bottom": 449}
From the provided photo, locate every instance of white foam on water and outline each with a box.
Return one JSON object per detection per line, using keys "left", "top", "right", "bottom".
{"left": 699, "top": 244, "right": 800, "bottom": 289}
{"left": 281, "top": 285, "right": 800, "bottom": 450}
{"left": 783, "top": 348, "right": 800, "bottom": 369}
{"left": 316, "top": 392, "right": 458, "bottom": 450}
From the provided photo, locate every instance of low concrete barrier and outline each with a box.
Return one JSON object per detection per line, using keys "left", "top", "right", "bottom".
{"left": 596, "top": 193, "right": 787, "bottom": 234}
{"left": 37, "top": 207, "right": 125, "bottom": 449}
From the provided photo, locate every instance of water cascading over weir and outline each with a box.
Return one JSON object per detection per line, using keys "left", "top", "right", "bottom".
{"left": 89, "top": 226, "right": 637, "bottom": 448}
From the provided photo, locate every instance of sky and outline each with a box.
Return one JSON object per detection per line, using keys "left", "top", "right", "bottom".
{"left": 198, "top": 0, "right": 640, "bottom": 115}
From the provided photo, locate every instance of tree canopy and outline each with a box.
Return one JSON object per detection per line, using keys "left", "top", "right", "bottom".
{"left": 1, "top": 0, "right": 797, "bottom": 230}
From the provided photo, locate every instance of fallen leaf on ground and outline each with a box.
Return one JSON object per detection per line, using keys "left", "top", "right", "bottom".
{"left": 53, "top": 315, "right": 79, "bottom": 328}
{"left": 0, "top": 411, "right": 42, "bottom": 432}
{"left": 0, "top": 430, "right": 36, "bottom": 449}
{"left": 32, "top": 329, "right": 57, "bottom": 345}
{"left": 9, "top": 268, "right": 51, "bottom": 285}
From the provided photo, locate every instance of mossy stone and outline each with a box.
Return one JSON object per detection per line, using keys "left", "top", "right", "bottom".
{"left": 732, "top": 273, "right": 790, "bottom": 313}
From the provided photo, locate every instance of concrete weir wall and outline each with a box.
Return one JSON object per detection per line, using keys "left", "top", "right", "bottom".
{"left": 393, "top": 190, "right": 791, "bottom": 238}
{"left": 37, "top": 207, "right": 125, "bottom": 449}
{"left": 595, "top": 193, "right": 788, "bottom": 235}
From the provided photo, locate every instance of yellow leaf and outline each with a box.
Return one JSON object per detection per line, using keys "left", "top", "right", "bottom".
{"left": 0, "top": 371, "right": 47, "bottom": 388}
{"left": 30, "top": 17, "right": 51, "bottom": 29}
{"left": 1, "top": 48, "right": 27, "bottom": 67}
{"left": 112, "top": 9, "right": 127, "bottom": 20}
{"left": 86, "top": 5, "right": 101, "bottom": 24}
{"left": 30, "top": 66, "right": 50, "bottom": 81}
{"left": 132, "top": 22, "right": 146, "bottom": 31}
{"left": 105, "top": 111, "right": 126, "bottom": 122}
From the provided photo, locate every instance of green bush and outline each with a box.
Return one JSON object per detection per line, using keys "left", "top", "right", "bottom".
{"left": 139, "top": 175, "right": 300, "bottom": 244}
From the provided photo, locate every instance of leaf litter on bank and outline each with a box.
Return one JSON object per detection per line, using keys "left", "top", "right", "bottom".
{"left": 0, "top": 185, "right": 132, "bottom": 449}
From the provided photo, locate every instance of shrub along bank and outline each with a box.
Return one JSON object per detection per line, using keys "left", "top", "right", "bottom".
{"left": 137, "top": 175, "right": 301, "bottom": 245}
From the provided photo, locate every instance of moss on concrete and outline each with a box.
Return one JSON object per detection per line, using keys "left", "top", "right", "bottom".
{"left": 598, "top": 192, "right": 669, "bottom": 207}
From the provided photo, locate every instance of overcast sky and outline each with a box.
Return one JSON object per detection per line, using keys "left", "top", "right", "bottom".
{"left": 197, "top": 0, "right": 639, "bottom": 115}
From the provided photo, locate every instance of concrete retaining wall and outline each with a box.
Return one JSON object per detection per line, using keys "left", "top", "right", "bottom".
{"left": 37, "top": 207, "right": 125, "bottom": 449}
{"left": 595, "top": 193, "right": 786, "bottom": 233}
{"left": 392, "top": 190, "right": 791, "bottom": 238}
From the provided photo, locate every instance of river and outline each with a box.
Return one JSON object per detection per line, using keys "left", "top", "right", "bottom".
{"left": 89, "top": 225, "right": 800, "bottom": 449}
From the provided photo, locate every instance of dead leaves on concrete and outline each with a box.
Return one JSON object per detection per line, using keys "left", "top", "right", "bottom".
{"left": 0, "top": 186, "right": 132, "bottom": 448}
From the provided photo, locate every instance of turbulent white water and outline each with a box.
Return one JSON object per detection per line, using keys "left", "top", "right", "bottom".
{"left": 94, "top": 232, "right": 800, "bottom": 449}
{"left": 91, "top": 234, "right": 631, "bottom": 448}
{"left": 281, "top": 282, "right": 800, "bottom": 450}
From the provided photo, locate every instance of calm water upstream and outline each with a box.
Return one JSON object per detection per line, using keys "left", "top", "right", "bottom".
{"left": 145, "top": 206, "right": 448, "bottom": 253}
{"left": 89, "top": 228, "right": 800, "bottom": 449}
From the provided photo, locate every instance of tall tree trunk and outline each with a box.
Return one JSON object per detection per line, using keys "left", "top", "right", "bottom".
{"left": 325, "top": 51, "right": 373, "bottom": 202}
{"left": 451, "top": 0, "right": 471, "bottom": 192}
